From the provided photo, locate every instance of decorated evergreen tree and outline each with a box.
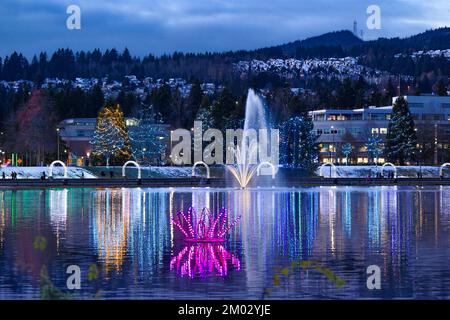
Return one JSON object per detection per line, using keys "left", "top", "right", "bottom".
{"left": 366, "top": 134, "right": 383, "bottom": 164}
{"left": 91, "top": 103, "right": 131, "bottom": 166}
{"left": 129, "top": 104, "right": 167, "bottom": 165}
{"left": 342, "top": 143, "right": 353, "bottom": 165}
{"left": 385, "top": 96, "right": 417, "bottom": 165}
{"left": 195, "top": 96, "right": 214, "bottom": 130}
{"left": 91, "top": 118, "right": 124, "bottom": 166}
{"left": 280, "top": 116, "right": 319, "bottom": 171}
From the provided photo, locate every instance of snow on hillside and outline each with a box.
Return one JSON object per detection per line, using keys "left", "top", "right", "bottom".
{"left": 0, "top": 166, "right": 97, "bottom": 179}
{"left": 395, "top": 49, "right": 450, "bottom": 60}
{"left": 234, "top": 57, "right": 388, "bottom": 80}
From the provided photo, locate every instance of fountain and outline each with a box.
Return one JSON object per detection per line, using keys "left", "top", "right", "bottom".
{"left": 227, "top": 141, "right": 259, "bottom": 188}
{"left": 226, "top": 89, "right": 277, "bottom": 188}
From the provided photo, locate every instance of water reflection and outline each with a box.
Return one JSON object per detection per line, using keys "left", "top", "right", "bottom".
{"left": 170, "top": 244, "right": 240, "bottom": 278}
{"left": 0, "top": 186, "right": 450, "bottom": 299}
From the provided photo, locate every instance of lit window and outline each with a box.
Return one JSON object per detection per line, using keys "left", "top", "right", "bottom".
{"left": 357, "top": 157, "right": 368, "bottom": 164}
{"left": 371, "top": 128, "right": 379, "bottom": 134}
{"left": 380, "top": 128, "right": 387, "bottom": 134}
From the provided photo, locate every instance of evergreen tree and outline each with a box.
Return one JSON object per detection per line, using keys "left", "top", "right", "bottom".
{"left": 151, "top": 84, "right": 172, "bottom": 122}
{"left": 366, "top": 134, "right": 383, "bottom": 164}
{"left": 288, "top": 94, "right": 308, "bottom": 116}
{"left": 129, "top": 104, "right": 167, "bottom": 165}
{"left": 435, "top": 79, "right": 448, "bottom": 96}
{"left": 211, "top": 88, "right": 235, "bottom": 129}
{"left": 91, "top": 103, "right": 131, "bottom": 166}
{"left": 91, "top": 118, "right": 123, "bottom": 167}
{"left": 383, "top": 79, "right": 397, "bottom": 105}
{"left": 195, "top": 96, "right": 214, "bottom": 130}
{"left": 280, "top": 116, "right": 319, "bottom": 171}
{"left": 342, "top": 143, "right": 353, "bottom": 164}
{"left": 185, "top": 79, "right": 203, "bottom": 126}
{"left": 336, "top": 78, "right": 356, "bottom": 109}
{"left": 87, "top": 84, "right": 104, "bottom": 117}
{"left": 385, "top": 96, "right": 417, "bottom": 165}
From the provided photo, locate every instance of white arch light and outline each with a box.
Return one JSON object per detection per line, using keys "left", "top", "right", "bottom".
{"left": 48, "top": 160, "right": 68, "bottom": 178}
{"left": 381, "top": 162, "right": 397, "bottom": 178}
{"left": 320, "top": 162, "right": 337, "bottom": 178}
{"left": 122, "top": 161, "right": 142, "bottom": 179}
{"left": 192, "top": 161, "right": 210, "bottom": 179}
{"left": 440, "top": 163, "right": 450, "bottom": 177}
{"left": 256, "top": 162, "right": 276, "bottom": 179}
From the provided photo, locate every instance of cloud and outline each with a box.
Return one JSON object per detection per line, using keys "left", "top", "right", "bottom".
{"left": 0, "top": 0, "right": 448, "bottom": 58}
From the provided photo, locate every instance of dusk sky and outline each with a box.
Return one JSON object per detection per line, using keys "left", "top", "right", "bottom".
{"left": 0, "top": 0, "right": 449, "bottom": 58}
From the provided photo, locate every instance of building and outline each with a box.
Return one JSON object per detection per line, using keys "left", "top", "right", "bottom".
{"left": 58, "top": 118, "right": 170, "bottom": 166}
{"left": 310, "top": 95, "right": 450, "bottom": 165}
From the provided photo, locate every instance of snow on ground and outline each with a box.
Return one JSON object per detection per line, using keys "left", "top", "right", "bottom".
{"left": 144, "top": 166, "right": 195, "bottom": 177}
{"left": 316, "top": 165, "right": 450, "bottom": 178}
{"left": 83, "top": 166, "right": 197, "bottom": 178}
{"left": 2, "top": 165, "right": 448, "bottom": 180}
{"left": 0, "top": 166, "right": 97, "bottom": 179}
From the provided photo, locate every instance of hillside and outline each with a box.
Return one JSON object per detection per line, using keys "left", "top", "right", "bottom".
{"left": 261, "top": 30, "right": 364, "bottom": 57}
{"left": 0, "top": 28, "right": 449, "bottom": 81}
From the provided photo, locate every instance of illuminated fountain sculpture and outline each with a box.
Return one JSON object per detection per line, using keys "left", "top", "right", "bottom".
{"left": 170, "top": 207, "right": 241, "bottom": 278}
{"left": 172, "top": 207, "right": 241, "bottom": 243}
{"left": 170, "top": 244, "right": 241, "bottom": 278}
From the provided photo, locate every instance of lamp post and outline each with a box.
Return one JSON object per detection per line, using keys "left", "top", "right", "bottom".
{"left": 415, "top": 128, "right": 422, "bottom": 178}
{"left": 142, "top": 147, "right": 146, "bottom": 163}
{"left": 86, "top": 152, "right": 90, "bottom": 167}
{"left": 170, "top": 130, "right": 174, "bottom": 166}
{"left": 56, "top": 128, "right": 60, "bottom": 160}
{"left": 331, "top": 125, "right": 335, "bottom": 164}
{"left": 434, "top": 123, "right": 438, "bottom": 165}
{"left": 329, "top": 125, "right": 335, "bottom": 178}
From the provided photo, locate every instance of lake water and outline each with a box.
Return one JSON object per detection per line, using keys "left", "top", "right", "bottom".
{"left": 1, "top": 186, "right": 450, "bottom": 299}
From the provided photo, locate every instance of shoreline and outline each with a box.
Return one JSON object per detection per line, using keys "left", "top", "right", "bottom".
{"left": 1, "top": 177, "right": 450, "bottom": 189}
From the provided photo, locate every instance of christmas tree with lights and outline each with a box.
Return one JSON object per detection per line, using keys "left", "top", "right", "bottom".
{"left": 280, "top": 116, "right": 319, "bottom": 172}
{"left": 91, "top": 103, "right": 131, "bottom": 166}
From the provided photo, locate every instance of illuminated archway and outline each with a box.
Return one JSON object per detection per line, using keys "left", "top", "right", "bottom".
{"left": 122, "top": 161, "right": 141, "bottom": 179}
{"left": 256, "top": 162, "right": 276, "bottom": 179}
{"left": 440, "top": 163, "right": 450, "bottom": 177}
{"left": 48, "top": 160, "right": 68, "bottom": 178}
{"left": 381, "top": 162, "right": 397, "bottom": 178}
{"left": 320, "top": 163, "right": 337, "bottom": 178}
{"left": 192, "top": 161, "right": 210, "bottom": 179}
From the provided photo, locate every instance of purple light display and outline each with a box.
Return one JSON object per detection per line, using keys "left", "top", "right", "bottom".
{"left": 170, "top": 244, "right": 241, "bottom": 278}
{"left": 170, "top": 207, "right": 241, "bottom": 278}
{"left": 172, "top": 207, "right": 241, "bottom": 243}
